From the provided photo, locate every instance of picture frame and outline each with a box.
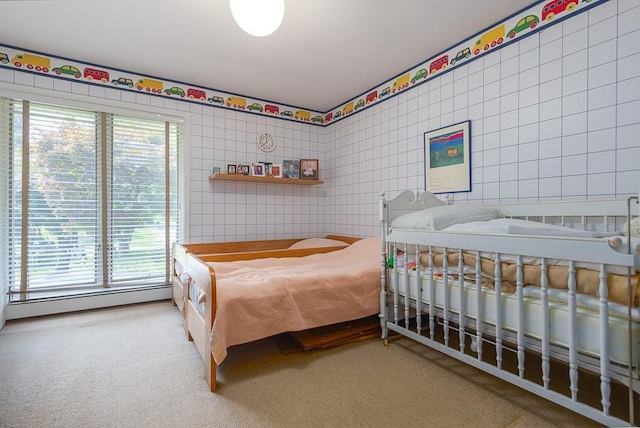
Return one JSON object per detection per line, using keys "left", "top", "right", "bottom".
{"left": 251, "top": 162, "right": 266, "bottom": 177}
{"left": 270, "top": 164, "right": 282, "bottom": 178}
{"left": 282, "top": 159, "right": 300, "bottom": 179}
{"left": 238, "top": 164, "right": 250, "bottom": 175}
{"left": 262, "top": 162, "right": 273, "bottom": 176}
{"left": 423, "top": 120, "right": 471, "bottom": 194}
{"left": 299, "top": 159, "right": 319, "bottom": 180}
{"left": 227, "top": 164, "right": 237, "bottom": 175}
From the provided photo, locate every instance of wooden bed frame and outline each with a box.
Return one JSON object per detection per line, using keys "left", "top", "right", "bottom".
{"left": 172, "top": 235, "right": 362, "bottom": 391}
{"left": 380, "top": 190, "right": 640, "bottom": 426}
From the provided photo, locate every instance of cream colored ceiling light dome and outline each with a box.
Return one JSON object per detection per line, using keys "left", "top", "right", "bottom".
{"left": 230, "top": 0, "right": 285, "bottom": 37}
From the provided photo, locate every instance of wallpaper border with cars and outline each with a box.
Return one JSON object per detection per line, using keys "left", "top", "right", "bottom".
{"left": 0, "top": 0, "right": 606, "bottom": 127}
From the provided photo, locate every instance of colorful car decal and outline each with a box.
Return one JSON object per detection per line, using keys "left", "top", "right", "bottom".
{"left": 187, "top": 88, "right": 206, "bottom": 100}
{"left": 450, "top": 48, "right": 471, "bottom": 66}
{"left": 53, "top": 65, "right": 81, "bottom": 78}
{"left": 508, "top": 15, "right": 539, "bottom": 38}
{"left": 165, "top": 86, "right": 186, "bottom": 97}
{"left": 11, "top": 53, "right": 50, "bottom": 72}
{"left": 429, "top": 55, "right": 448, "bottom": 74}
{"left": 136, "top": 78, "right": 163, "bottom": 94}
{"left": 473, "top": 25, "right": 505, "bottom": 55}
{"left": 542, "top": 0, "right": 578, "bottom": 21}
{"left": 411, "top": 69, "right": 428, "bottom": 84}
{"left": 112, "top": 77, "right": 134, "bottom": 88}
{"left": 265, "top": 104, "right": 279, "bottom": 114}
{"left": 392, "top": 73, "right": 410, "bottom": 93}
{"left": 84, "top": 67, "right": 109, "bottom": 82}
{"left": 226, "top": 96, "right": 246, "bottom": 109}
{"left": 295, "top": 110, "right": 310, "bottom": 121}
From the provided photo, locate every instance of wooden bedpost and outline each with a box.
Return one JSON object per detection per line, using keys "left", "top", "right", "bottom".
{"left": 205, "top": 266, "right": 217, "bottom": 392}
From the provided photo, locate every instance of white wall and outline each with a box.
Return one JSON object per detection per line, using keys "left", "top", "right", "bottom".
{"left": 186, "top": 106, "right": 325, "bottom": 243}
{"left": 324, "top": 0, "right": 640, "bottom": 239}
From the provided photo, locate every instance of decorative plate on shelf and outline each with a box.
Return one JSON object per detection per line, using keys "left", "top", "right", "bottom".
{"left": 257, "top": 133, "right": 276, "bottom": 152}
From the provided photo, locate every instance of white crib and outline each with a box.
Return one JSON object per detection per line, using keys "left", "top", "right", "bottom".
{"left": 379, "top": 190, "right": 640, "bottom": 426}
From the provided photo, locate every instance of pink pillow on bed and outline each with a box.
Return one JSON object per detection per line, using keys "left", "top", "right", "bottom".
{"left": 287, "top": 238, "right": 349, "bottom": 249}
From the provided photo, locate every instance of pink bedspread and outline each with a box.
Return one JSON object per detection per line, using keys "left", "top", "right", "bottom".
{"left": 208, "top": 237, "right": 381, "bottom": 364}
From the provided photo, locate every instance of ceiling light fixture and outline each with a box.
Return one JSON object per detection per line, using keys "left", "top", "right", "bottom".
{"left": 230, "top": 0, "right": 285, "bottom": 37}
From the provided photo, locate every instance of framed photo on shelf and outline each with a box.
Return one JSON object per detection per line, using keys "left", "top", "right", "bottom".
{"left": 424, "top": 120, "right": 471, "bottom": 194}
{"left": 227, "top": 164, "right": 237, "bottom": 175}
{"left": 282, "top": 160, "right": 300, "bottom": 178}
{"left": 238, "top": 164, "right": 250, "bottom": 175}
{"left": 270, "top": 164, "right": 282, "bottom": 178}
{"left": 300, "top": 159, "right": 319, "bottom": 180}
{"left": 262, "top": 162, "right": 273, "bottom": 175}
{"left": 251, "top": 162, "right": 266, "bottom": 177}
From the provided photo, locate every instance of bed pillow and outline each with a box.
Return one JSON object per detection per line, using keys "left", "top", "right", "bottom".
{"left": 287, "top": 238, "right": 349, "bottom": 249}
{"left": 391, "top": 204, "right": 503, "bottom": 231}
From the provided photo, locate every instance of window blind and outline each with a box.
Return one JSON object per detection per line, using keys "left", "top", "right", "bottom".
{"left": 4, "top": 99, "right": 182, "bottom": 299}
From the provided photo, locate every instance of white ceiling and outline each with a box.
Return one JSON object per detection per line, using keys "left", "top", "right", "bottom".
{"left": 0, "top": 0, "right": 535, "bottom": 112}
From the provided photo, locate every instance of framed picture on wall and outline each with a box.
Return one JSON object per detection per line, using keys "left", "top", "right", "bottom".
{"left": 227, "top": 164, "right": 237, "bottom": 175}
{"left": 300, "top": 159, "right": 319, "bottom": 180}
{"left": 238, "top": 164, "right": 250, "bottom": 175}
{"left": 282, "top": 160, "right": 300, "bottom": 178}
{"left": 423, "top": 120, "right": 471, "bottom": 194}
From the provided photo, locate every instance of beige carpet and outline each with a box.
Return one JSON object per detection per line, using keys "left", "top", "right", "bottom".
{"left": 0, "top": 301, "right": 596, "bottom": 428}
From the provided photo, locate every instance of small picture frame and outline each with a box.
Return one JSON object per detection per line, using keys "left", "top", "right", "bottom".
{"left": 227, "top": 164, "right": 237, "bottom": 175}
{"left": 300, "top": 159, "right": 319, "bottom": 180}
{"left": 262, "top": 162, "right": 273, "bottom": 176}
{"left": 251, "top": 162, "right": 266, "bottom": 177}
{"left": 282, "top": 160, "right": 300, "bottom": 179}
{"left": 238, "top": 164, "right": 250, "bottom": 175}
{"left": 270, "top": 164, "right": 282, "bottom": 178}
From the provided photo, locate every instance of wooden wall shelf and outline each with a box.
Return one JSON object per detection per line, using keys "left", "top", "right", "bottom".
{"left": 209, "top": 173, "right": 323, "bottom": 185}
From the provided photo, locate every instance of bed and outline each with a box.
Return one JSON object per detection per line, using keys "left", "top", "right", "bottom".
{"left": 380, "top": 190, "right": 640, "bottom": 426}
{"left": 172, "top": 235, "right": 354, "bottom": 324}
{"left": 173, "top": 235, "right": 381, "bottom": 392}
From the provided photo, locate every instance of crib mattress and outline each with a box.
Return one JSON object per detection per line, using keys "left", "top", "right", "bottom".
{"left": 389, "top": 270, "right": 640, "bottom": 367}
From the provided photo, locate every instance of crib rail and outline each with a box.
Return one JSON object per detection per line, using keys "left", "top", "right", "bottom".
{"left": 381, "top": 225, "right": 638, "bottom": 426}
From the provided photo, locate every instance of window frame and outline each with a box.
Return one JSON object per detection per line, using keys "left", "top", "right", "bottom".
{"left": 0, "top": 86, "right": 188, "bottom": 303}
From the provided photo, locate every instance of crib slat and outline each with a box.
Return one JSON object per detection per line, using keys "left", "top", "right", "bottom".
{"left": 516, "top": 256, "right": 525, "bottom": 379}
{"left": 403, "top": 245, "right": 410, "bottom": 328}
{"left": 495, "top": 253, "right": 503, "bottom": 370}
{"left": 540, "top": 258, "right": 550, "bottom": 389}
{"left": 393, "top": 244, "right": 399, "bottom": 325}
{"left": 415, "top": 247, "right": 422, "bottom": 335}
{"left": 475, "top": 251, "right": 483, "bottom": 362}
{"left": 599, "top": 264, "right": 611, "bottom": 415}
{"left": 458, "top": 249, "right": 465, "bottom": 353}
{"left": 428, "top": 247, "right": 435, "bottom": 341}
{"left": 568, "top": 260, "right": 578, "bottom": 401}
{"left": 443, "top": 248, "right": 450, "bottom": 347}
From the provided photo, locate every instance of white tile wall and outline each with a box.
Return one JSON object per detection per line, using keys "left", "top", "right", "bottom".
{"left": 2, "top": 0, "right": 638, "bottom": 243}
{"left": 325, "top": 0, "right": 640, "bottom": 237}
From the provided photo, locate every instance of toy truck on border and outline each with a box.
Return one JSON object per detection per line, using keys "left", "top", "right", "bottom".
{"left": 473, "top": 25, "right": 505, "bottom": 55}
{"left": 11, "top": 53, "right": 51, "bottom": 72}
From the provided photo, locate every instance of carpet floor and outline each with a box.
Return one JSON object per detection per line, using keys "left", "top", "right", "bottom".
{"left": 0, "top": 301, "right": 596, "bottom": 428}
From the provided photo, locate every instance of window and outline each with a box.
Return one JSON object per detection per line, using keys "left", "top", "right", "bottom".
{"left": 1, "top": 98, "right": 183, "bottom": 301}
